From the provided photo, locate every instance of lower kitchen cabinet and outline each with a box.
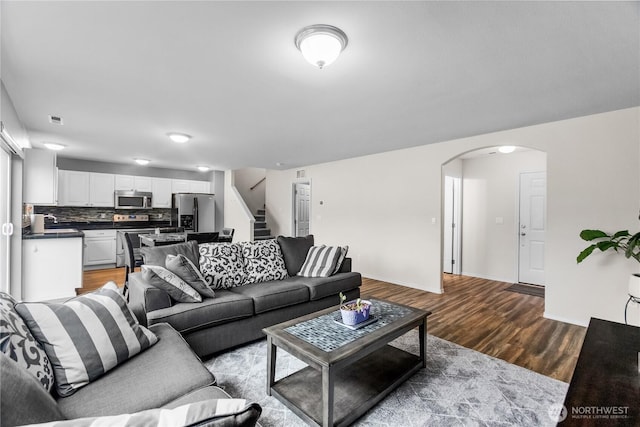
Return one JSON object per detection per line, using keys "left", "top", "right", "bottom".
{"left": 22, "top": 237, "right": 83, "bottom": 301}
{"left": 83, "top": 229, "right": 117, "bottom": 268}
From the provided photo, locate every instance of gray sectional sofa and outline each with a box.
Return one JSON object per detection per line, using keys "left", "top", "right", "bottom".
{"left": 128, "top": 235, "right": 362, "bottom": 357}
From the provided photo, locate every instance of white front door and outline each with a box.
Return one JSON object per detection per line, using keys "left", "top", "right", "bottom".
{"left": 294, "top": 183, "right": 310, "bottom": 237}
{"left": 519, "top": 171, "right": 546, "bottom": 285}
{"left": 443, "top": 176, "right": 461, "bottom": 274}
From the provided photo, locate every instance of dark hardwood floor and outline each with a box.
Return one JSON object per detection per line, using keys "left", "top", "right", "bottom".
{"left": 82, "top": 268, "right": 585, "bottom": 382}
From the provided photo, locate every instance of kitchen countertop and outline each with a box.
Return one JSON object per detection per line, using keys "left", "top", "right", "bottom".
{"left": 23, "top": 229, "right": 85, "bottom": 240}
{"left": 45, "top": 220, "right": 174, "bottom": 230}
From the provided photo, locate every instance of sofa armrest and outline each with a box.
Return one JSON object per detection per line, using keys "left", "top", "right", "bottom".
{"left": 339, "top": 257, "right": 352, "bottom": 273}
{"left": 128, "top": 272, "right": 172, "bottom": 326}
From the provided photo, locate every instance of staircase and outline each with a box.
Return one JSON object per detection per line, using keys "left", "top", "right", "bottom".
{"left": 254, "top": 208, "right": 274, "bottom": 240}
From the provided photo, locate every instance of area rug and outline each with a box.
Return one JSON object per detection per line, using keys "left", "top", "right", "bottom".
{"left": 204, "top": 330, "right": 567, "bottom": 426}
{"left": 505, "top": 283, "right": 545, "bottom": 298}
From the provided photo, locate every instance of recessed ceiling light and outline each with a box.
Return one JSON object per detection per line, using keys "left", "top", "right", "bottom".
{"left": 167, "top": 133, "right": 191, "bottom": 143}
{"left": 134, "top": 158, "right": 150, "bottom": 165}
{"left": 197, "top": 166, "right": 210, "bottom": 172}
{"left": 43, "top": 142, "right": 65, "bottom": 151}
{"left": 48, "top": 115, "right": 64, "bottom": 125}
{"left": 498, "top": 146, "right": 516, "bottom": 154}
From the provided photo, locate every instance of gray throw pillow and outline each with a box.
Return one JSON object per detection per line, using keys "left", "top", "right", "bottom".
{"left": 140, "top": 240, "right": 200, "bottom": 268}
{"left": 298, "top": 245, "right": 342, "bottom": 278}
{"left": 141, "top": 265, "right": 203, "bottom": 303}
{"left": 15, "top": 282, "right": 159, "bottom": 397}
{"left": 165, "top": 254, "right": 215, "bottom": 298}
{"left": 276, "top": 235, "right": 314, "bottom": 276}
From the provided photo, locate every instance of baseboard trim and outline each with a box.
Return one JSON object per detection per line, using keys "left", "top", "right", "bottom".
{"left": 362, "top": 275, "right": 442, "bottom": 294}
{"left": 543, "top": 312, "right": 589, "bottom": 327}
{"left": 460, "top": 271, "right": 516, "bottom": 284}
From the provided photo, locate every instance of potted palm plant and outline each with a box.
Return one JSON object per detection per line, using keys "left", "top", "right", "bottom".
{"left": 577, "top": 222, "right": 640, "bottom": 302}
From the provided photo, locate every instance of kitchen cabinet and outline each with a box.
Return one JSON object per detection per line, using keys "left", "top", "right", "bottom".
{"left": 151, "top": 178, "right": 172, "bottom": 208}
{"left": 83, "top": 229, "right": 117, "bottom": 268}
{"left": 23, "top": 148, "right": 57, "bottom": 205}
{"left": 115, "top": 175, "right": 152, "bottom": 192}
{"left": 22, "top": 237, "right": 82, "bottom": 300}
{"left": 172, "top": 179, "right": 210, "bottom": 194}
{"left": 58, "top": 171, "right": 115, "bottom": 207}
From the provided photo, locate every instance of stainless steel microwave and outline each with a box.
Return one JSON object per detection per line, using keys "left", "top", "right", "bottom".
{"left": 114, "top": 190, "right": 153, "bottom": 209}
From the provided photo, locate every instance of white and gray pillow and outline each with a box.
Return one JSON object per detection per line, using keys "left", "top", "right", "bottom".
{"left": 199, "top": 243, "right": 247, "bottom": 289}
{"left": 298, "top": 245, "right": 343, "bottom": 278}
{"left": 333, "top": 245, "right": 349, "bottom": 274}
{"left": 15, "top": 282, "right": 158, "bottom": 397}
{"left": 165, "top": 254, "right": 215, "bottom": 298}
{"left": 141, "top": 265, "right": 203, "bottom": 303}
{"left": 0, "top": 292, "right": 54, "bottom": 391}
{"left": 241, "top": 239, "right": 289, "bottom": 285}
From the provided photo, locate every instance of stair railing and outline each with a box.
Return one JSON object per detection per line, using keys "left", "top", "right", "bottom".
{"left": 249, "top": 177, "right": 266, "bottom": 191}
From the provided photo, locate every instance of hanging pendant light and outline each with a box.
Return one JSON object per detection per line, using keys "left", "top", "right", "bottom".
{"left": 295, "top": 25, "right": 348, "bottom": 69}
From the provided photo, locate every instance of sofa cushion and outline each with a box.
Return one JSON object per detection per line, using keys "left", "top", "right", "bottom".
{"left": 146, "top": 290, "right": 254, "bottom": 333}
{"left": 162, "top": 385, "right": 233, "bottom": 408}
{"left": 141, "top": 265, "right": 203, "bottom": 303}
{"left": 36, "top": 399, "right": 261, "bottom": 427}
{"left": 291, "top": 272, "right": 362, "bottom": 301}
{"left": 0, "top": 352, "right": 65, "bottom": 426}
{"left": 166, "top": 254, "right": 216, "bottom": 298}
{"left": 240, "top": 239, "right": 289, "bottom": 285}
{"left": 276, "top": 235, "right": 314, "bottom": 276}
{"left": 140, "top": 240, "right": 200, "bottom": 269}
{"left": 56, "top": 323, "right": 215, "bottom": 419}
{"left": 228, "top": 280, "right": 309, "bottom": 314}
{"left": 16, "top": 282, "right": 159, "bottom": 397}
{"left": 298, "top": 245, "right": 343, "bottom": 278}
{"left": 199, "top": 243, "right": 247, "bottom": 289}
{"left": 0, "top": 291, "right": 54, "bottom": 391}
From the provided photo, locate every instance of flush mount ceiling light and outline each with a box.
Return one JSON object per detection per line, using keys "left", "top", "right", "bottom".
{"left": 498, "top": 145, "right": 516, "bottom": 154}
{"left": 197, "top": 165, "right": 210, "bottom": 172}
{"left": 167, "top": 133, "right": 191, "bottom": 143}
{"left": 134, "top": 158, "right": 150, "bottom": 165}
{"left": 295, "top": 24, "right": 348, "bottom": 69}
{"left": 43, "top": 142, "right": 65, "bottom": 151}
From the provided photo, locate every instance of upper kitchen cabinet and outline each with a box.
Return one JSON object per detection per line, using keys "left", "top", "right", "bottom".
{"left": 23, "top": 148, "right": 57, "bottom": 205}
{"left": 171, "top": 179, "right": 210, "bottom": 194}
{"left": 115, "top": 175, "right": 152, "bottom": 192}
{"left": 58, "top": 171, "right": 115, "bottom": 207}
{"left": 151, "top": 178, "right": 172, "bottom": 208}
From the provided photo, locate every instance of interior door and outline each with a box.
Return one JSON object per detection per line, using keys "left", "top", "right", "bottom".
{"left": 443, "top": 176, "right": 461, "bottom": 274}
{"left": 294, "top": 183, "right": 310, "bottom": 237}
{"left": 0, "top": 147, "right": 11, "bottom": 293}
{"left": 519, "top": 171, "right": 546, "bottom": 285}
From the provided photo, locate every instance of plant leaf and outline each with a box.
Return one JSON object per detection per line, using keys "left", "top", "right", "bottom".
{"left": 596, "top": 241, "right": 618, "bottom": 252}
{"left": 579, "top": 230, "right": 609, "bottom": 241}
{"left": 577, "top": 244, "right": 597, "bottom": 263}
{"left": 612, "top": 230, "right": 631, "bottom": 239}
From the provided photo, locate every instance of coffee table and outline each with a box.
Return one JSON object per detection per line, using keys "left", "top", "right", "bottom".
{"left": 263, "top": 298, "right": 431, "bottom": 427}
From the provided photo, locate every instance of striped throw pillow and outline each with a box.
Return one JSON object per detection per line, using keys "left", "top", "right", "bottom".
{"left": 15, "top": 282, "right": 158, "bottom": 397}
{"left": 297, "top": 245, "right": 343, "bottom": 278}
{"left": 32, "top": 399, "right": 261, "bottom": 427}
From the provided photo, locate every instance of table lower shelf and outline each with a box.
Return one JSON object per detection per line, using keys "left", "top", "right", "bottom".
{"left": 271, "top": 344, "right": 422, "bottom": 427}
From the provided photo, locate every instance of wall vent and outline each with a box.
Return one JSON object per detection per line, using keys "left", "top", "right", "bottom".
{"left": 296, "top": 170, "right": 306, "bottom": 178}
{"left": 48, "top": 115, "right": 63, "bottom": 125}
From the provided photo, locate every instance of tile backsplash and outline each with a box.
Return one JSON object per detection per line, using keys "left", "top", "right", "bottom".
{"left": 32, "top": 206, "right": 174, "bottom": 223}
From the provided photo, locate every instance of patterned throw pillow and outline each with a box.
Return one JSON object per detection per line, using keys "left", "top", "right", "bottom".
{"left": 30, "top": 399, "right": 262, "bottom": 427}
{"left": 241, "top": 239, "right": 289, "bottom": 285}
{"left": 0, "top": 292, "right": 54, "bottom": 391}
{"left": 165, "top": 254, "right": 215, "bottom": 298}
{"left": 199, "top": 243, "right": 247, "bottom": 289}
{"left": 298, "top": 245, "right": 343, "bottom": 278}
{"left": 333, "top": 245, "right": 349, "bottom": 274}
{"left": 15, "top": 282, "right": 158, "bottom": 397}
{"left": 141, "top": 265, "right": 203, "bottom": 303}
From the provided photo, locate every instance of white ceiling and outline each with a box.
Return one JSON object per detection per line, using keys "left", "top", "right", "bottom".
{"left": 2, "top": 1, "right": 638, "bottom": 172}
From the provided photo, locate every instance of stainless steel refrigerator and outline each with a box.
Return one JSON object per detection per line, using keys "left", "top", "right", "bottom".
{"left": 172, "top": 193, "right": 216, "bottom": 232}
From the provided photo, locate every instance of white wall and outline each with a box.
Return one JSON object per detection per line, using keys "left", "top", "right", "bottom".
{"left": 266, "top": 107, "right": 640, "bottom": 326}
{"left": 232, "top": 168, "right": 266, "bottom": 214}
{"left": 461, "top": 150, "right": 546, "bottom": 282}
{"left": 223, "top": 170, "right": 254, "bottom": 242}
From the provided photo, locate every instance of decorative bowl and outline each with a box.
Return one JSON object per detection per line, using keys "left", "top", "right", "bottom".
{"left": 340, "top": 300, "right": 372, "bottom": 325}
